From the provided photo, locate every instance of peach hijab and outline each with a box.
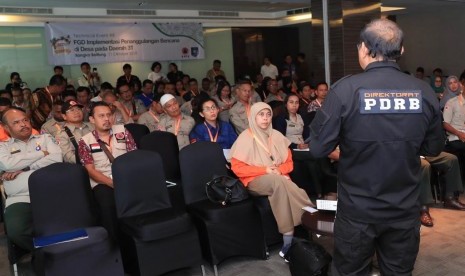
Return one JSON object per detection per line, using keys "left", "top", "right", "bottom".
{"left": 231, "top": 102, "right": 290, "bottom": 167}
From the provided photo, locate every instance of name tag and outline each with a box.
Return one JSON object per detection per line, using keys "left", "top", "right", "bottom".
{"left": 359, "top": 89, "right": 422, "bottom": 114}
{"left": 90, "top": 143, "right": 102, "bottom": 153}
{"left": 10, "top": 148, "right": 21, "bottom": 154}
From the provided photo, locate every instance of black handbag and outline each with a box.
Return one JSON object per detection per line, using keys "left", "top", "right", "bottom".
{"left": 284, "top": 238, "right": 332, "bottom": 276}
{"left": 205, "top": 175, "right": 249, "bottom": 205}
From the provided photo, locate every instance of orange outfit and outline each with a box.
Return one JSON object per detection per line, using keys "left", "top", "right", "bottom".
{"left": 0, "top": 126, "right": 39, "bottom": 142}
{"left": 231, "top": 148, "right": 294, "bottom": 186}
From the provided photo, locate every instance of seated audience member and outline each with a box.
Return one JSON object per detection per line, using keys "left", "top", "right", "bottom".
{"left": 164, "top": 82, "right": 184, "bottom": 106}
{"left": 137, "top": 94, "right": 165, "bottom": 132}
{"left": 0, "top": 90, "right": 13, "bottom": 102}
{"left": 137, "top": 79, "right": 155, "bottom": 108}
{"left": 102, "top": 91, "right": 132, "bottom": 125}
{"left": 231, "top": 102, "right": 314, "bottom": 260}
{"left": 29, "top": 75, "right": 67, "bottom": 130}
{"left": 200, "top": 78, "right": 211, "bottom": 96}
{"left": 54, "top": 65, "right": 64, "bottom": 76}
{"left": 154, "top": 81, "right": 165, "bottom": 96}
{"left": 212, "top": 81, "right": 235, "bottom": 122}
{"left": 148, "top": 62, "right": 168, "bottom": 83}
{"left": 77, "top": 62, "right": 101, "bottom": 96}
{"left": 182, "top": 74, "right": 190, "bottom": 91}
{"left": 116, "top": 63, "right": 140, "bottom": 89}
{"left": 307, "top": 82, "right": 328, "bottom": 112}
{"left": 41, "top": 100, "right": 65, "bottom": 138}
{"left": 183, "top": 78, "right": 209, "bottom": 102}
{"left": 274, "top": 94, "right": 338, "bottom": 197}
{"left": 61, "top": 90, "right": 77, "bottom": 103}
{"left": 0, "top": 97, "right": 12, "bottom": 118}
{"left": 158, "top": 94, "right": 195, "bottom": 150}
{"left": 91, "top": 82, "right": 113, "bottom": 102}
{"left": 256, "top": 77, "right": 271, "bottom": 102}
{"left": 431, "top": 76, "right": 445, "bottom": 100}
{"left": 415, "top": 66, "right": 429, "bottom": 83}
{"left": 76, "top": 86, "right": 92, "bottom": 122}
{"left": 5, "top": 72, "right": 21, "bottom": 92}
{"left": 443, "top": 88, "right": 465, "bottom": 179}
{"left": 0, "top": 108, "right": 62, "bottom": 251}
{"left": 260, "top": 56, "right": 279, "bottom": 80}
{"left": 189, "top": 98, "right": 237, "bottom": 149}
{"left": 78, "top": 102, "right": 137, "bottom": 240}
{"left": 206, "top": 60, "right": 226, "bottom": 85}
{"left": 117, "top": 83, "right": 146, "bottom": 122}
{"left": 440, "top": 75, "right": 461, "bottom": 109}
{"left": 175, "top": 79, "right": 187, "bottom": 99}
{"left": 420, "top": 152, "right": 465, "bottom": 227}
{"left": 254, "top": 73, "right": 264, "bottom": 91}
{"left": 56, "top": 100, "right": 93, "bottom": 164}
{"left": 230, "top": 79, "right": 254, "bottom": 134}
{"left": 265, "top": 79, "right": 286, "bottom": 103}
{"left": 298, "top": 82, "right": 313, "bottom": 115}
{"left": 166, "top": 62, "right": 184, "bottom": 83}
{"left": 11, "top": 86, "right": 28, "bottom": 114}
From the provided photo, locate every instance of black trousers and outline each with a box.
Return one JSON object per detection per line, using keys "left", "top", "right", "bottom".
{"left": 332, "top": 215, "right": 420, "bottom": 276}
{"left": 93, "top": 184, "right": 119, "bottom": 242}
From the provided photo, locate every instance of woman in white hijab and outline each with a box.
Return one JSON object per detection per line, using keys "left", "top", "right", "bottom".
{"left": 230, "top": 102, "right": 314, "bottom": 260}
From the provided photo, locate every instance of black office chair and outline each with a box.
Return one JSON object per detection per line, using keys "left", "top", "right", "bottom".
{"left": 112, "top": 150, "right": 204, "bottom": 276}
{"left": 179, "top": 142, "right": 267, "bottom": 276}
{"left": 139, "top": 131, "right": 185, "bottom": 209}
{"left": 124, "top": 123, "right": 150, "bottom": 148}
{"left": 28, "top": 163, "right": 124, "bottom": 276}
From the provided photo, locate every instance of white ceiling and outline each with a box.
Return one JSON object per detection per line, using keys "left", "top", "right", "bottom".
{"left": 0, "top": 0, "right": 310, "bottom": 13}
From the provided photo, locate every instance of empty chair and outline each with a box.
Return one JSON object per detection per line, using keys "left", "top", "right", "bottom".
{"left": 179, "top": 142, "right": 267, "bottom": 275}
{"left": 112, "top": 150, "right": 204, "bottom": 276}
{"left": 124, "top": 123, "right": 150, "bottom": 147}
{"left": 28, "top": 163, "right": 124, "bottom": 276}
{"left": 139, "top": 131, "right": 185, "bottom": 209}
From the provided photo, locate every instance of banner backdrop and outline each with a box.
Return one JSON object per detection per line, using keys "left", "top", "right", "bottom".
{"left": 44, "top": 22, "right": 205, "bottom": 65}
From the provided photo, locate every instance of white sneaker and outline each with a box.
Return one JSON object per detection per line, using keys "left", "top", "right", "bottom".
{"left": 279, "top": 251, "right": 289, "bottom": 263}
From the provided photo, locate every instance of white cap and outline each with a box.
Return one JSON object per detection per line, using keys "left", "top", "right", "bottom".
{"left": 160, "top": 94, "right": 176, "bottom": 107}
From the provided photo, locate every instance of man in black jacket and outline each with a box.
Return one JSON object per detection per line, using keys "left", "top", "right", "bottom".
{"left": 310, "top": 19, "right": 444, "bottom": 275}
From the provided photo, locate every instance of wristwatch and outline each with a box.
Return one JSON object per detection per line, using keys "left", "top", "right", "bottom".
{"left": 22, "top": 166, "right": 30, "bottom": 172}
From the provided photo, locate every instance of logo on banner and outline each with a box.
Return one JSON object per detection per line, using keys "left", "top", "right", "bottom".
{"left": 359, "top": 89, "right": 422, "bottom": 114}
{"left": 191, "top": 47, "right": 199, "bottom": 57}
{"left": 50, "top": 35, "right": 72, "bottom": 55}
{"left": 181, "top": 47, "right": 190, "bottom": 58}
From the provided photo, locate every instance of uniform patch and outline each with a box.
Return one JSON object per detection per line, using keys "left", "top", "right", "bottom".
{"left": 90, "top": 143, "right": 102, "bottom": 153}
{"left": 359, "top": 89, "right": 422, "bottom": 114}
{"left": 10, "top": 148, "right": 20, "bottom": 154}
{"left": 115, "top": 132, "right": 126, "bottom": 143}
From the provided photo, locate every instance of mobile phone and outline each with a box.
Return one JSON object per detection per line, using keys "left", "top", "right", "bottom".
{"left": 93, "top": 68, "right": 97, "bottom": 72}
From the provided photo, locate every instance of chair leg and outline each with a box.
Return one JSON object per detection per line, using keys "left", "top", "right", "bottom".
{"left": 200, "top": 264, "right": 206, "bottom": 276}
{"left": 13, "top": 263, "right": 18, "bottom": 276}
{"left": 213, "top": 264, "right": 219, "bottom": 276}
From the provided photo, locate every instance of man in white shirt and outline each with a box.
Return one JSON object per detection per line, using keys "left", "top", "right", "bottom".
{"left": 260, "top": 56, "right": 279, "bottom": 79}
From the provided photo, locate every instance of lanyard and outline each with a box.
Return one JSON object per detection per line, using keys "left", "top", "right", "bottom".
{"left": 204, "top": 122, "right": 219, "bottom": 142}
{"left": 174, "top": 116, "right": 181, "bottom": 136}
{"left": 301, "top": 98, "right": 310, "bottom": 105}
{"left": 149, "top": 110, "right": 160, "bottom": 123}
{"left": 249, "top": 129, "right": 274, "bottom": 162}
{"left": 315, "top": 99, "right": 322, "bottom": 107}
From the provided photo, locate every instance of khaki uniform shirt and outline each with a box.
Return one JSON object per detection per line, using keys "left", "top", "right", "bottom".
{"left": 285, "top": 114, "right": 305, "bottom": 145}
{"left": 0, "top": 134, "right": 63, "bottom": 207}
{"left": 158, "top": 114, "right": 195, "bottom": 150}
{"left": 443, "top": 95, "right": 465, "bottom": 142}
{"left": 56, "top": 122, "right": 93, "bottom": 163}
{"left": 230, "top": 101, "right": 252, "bottom": 134}
{"left": 119, "top": 98, "right": 147, "bottom": 119}
{"left": 41, "top": 118, "right": 65, "bottom": 138}
{"left": 138, "top": 111, "right": 165, "bottom": 132}
{"left": 265, "top": 91, "right": 286, "bottom": 103}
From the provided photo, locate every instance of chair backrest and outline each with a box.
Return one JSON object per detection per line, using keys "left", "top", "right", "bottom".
{"left": 179, "top": 142, "right": 228, "bottom": 205}
{"left": 29, "top": 163, "right": 96, "bottom": 237}
{"left": 124, "top": 123, "right": 150, "bottom": 148}
{"left": 112, "top": 150, "right": 171, "bottom": 219}
{"left": 139, "top": 131, "right": 181, "bottom": 181}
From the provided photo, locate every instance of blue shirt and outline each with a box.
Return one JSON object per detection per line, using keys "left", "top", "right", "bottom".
{"left": 137, "top": 93, "right": 154, "bottom": 107}
{"left": 189, "top": 121, "right": 238, "bottom": 149}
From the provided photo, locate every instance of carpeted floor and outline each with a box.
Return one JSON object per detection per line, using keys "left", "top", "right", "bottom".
{"left": 0, "top": 206, "right": 464, "bottom": 276}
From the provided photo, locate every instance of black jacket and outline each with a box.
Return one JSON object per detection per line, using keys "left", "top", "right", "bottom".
{"left": 309, "top": 61, "right": 444, "bottom": 223}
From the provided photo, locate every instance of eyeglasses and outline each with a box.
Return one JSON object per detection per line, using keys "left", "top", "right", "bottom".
{"left": 203, "top": 106, "right": 218, "bottom": 112}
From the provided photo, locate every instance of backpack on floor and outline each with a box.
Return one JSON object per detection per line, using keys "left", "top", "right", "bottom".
{"left": 284, "top": 238, "right": 332, "bottom": 276}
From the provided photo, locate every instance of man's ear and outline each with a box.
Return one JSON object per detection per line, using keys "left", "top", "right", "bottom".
{"left": 400, "top": 46, "right": 405, "bottom": 55}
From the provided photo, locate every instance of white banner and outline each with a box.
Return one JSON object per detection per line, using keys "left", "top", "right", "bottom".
{"left": 44, "top": 22, "right": 205, "bottom": 65}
